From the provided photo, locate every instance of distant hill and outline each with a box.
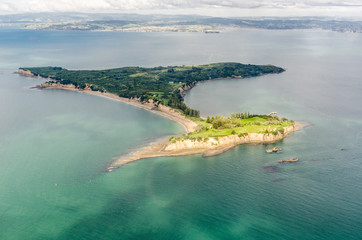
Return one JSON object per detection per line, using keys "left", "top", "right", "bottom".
{"left": 1, "top": 13, "right": 362, "bottom": 33}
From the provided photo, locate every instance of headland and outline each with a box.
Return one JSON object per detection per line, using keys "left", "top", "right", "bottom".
{"left": 18, "top": 63, "right": 298, "bottom": 168}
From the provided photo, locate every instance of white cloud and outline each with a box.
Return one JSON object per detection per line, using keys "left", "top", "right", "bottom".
{"left": 0, "top": 0, "right": 362, "bottom": 17}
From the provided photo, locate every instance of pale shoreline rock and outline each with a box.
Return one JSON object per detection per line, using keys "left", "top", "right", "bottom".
{"left": 111, "top": 124, "right": 298, "bottom": 168}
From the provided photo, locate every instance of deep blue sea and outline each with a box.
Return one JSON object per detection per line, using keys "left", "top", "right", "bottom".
{"left": 1, "top": 28, "right": 362, "bottom": 239}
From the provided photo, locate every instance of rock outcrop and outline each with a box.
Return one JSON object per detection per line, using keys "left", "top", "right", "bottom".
{"left": 165, "top": 125, "right": 295, "bottom": 152}
{"left": 18, "top": 69, "right": 35, "bottom": 77}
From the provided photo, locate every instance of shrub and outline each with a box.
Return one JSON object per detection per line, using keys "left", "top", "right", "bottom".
{"left": 224, "top": 123, "right": 236, "bottom": 129}
{"left": 195, "top": 124, "right": 205, "bottom": 132}
{"left": 238, "top": 133, "right": 247, "bottom": 137}
{"left": 206, "top": 116, "right": 211, "bottom": 123}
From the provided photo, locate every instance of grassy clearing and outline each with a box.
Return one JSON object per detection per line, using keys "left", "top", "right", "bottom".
{"left": 170, "top": 114, "right": 294, "bottom": 142}
{"left": 129, "top": 72, "right": 149, "bottom": 77}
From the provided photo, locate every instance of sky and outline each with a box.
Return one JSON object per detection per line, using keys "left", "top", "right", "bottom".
{"left": 0, "top": 0, "right": 362, "bottom": 18}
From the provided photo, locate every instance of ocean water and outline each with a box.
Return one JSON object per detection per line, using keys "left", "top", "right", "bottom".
{"left": 1, "top": 28, "right": 362, "bottom": 239}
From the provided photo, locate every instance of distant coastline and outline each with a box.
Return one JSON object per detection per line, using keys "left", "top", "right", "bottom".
{"left": 19, "top": 15, "right": 362, "bottom": 34}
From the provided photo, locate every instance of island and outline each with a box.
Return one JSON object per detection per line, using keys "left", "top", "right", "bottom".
{"left": 18, "top": 62, "right": 297, "bottom": 168}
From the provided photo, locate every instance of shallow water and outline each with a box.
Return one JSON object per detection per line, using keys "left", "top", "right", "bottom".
{"left": 1, "top": 28, "right": 362, "bottom": 239}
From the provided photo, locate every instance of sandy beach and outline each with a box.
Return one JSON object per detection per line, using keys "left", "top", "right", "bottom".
{"left": 40, "top": 82, "right": 198, "bottom": 133}
{"left": 17, "top": 68, "right": 196, "bottom": 132}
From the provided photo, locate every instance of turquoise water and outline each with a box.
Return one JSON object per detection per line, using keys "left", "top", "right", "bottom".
{"left": 1, "top": 28, "right": 362, "bottom": 239}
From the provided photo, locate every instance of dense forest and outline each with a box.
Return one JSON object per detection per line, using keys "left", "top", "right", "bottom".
{"left": 21, "top": 63, "right": 284, "bottom": 117}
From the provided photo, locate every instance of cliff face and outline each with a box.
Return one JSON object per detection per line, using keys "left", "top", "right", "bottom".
{"left": 18, "top": 69, "right": 35, "bottom": 77}
{"left": 179, "top": 81, "right": 197, "bottom": 97}
{"left": 165, "top": 125, "right": 295, "bottom": 151}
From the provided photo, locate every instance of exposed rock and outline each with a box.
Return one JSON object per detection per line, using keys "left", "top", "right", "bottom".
{"left": 165, "top": 126, "right": 295, "bottom": 152}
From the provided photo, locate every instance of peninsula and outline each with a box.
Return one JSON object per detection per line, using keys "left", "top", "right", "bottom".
{"left": 18, "top": 62, "right": 296, "bottom": 167}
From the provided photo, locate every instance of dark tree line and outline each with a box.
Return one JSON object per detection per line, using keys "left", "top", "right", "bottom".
{"left": 20, "top": 63, "right": 284, "bottom": 117}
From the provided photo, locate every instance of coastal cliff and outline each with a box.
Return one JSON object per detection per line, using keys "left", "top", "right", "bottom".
{"left": 165, "top": 125, "right": 295, "bottom": 152}
{"left": 111, "top": 125, "right": 296, "bottom": 168}
{"left": 18, "top": 69, "right": 35, "bottom": 77}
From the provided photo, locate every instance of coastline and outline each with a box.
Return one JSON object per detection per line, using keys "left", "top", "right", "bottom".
{"left": 39, "top": 82, "right": 197, "bottom": 133}
{"left": 19, "top": 69, "right": 300, "bottom": 170}
{"left": 110, "top": 123, "right": 300, "bottom": 169}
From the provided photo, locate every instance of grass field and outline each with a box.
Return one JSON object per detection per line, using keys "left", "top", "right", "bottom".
{"left": 170, "top": 115, "right": 294, "bottom": 142}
